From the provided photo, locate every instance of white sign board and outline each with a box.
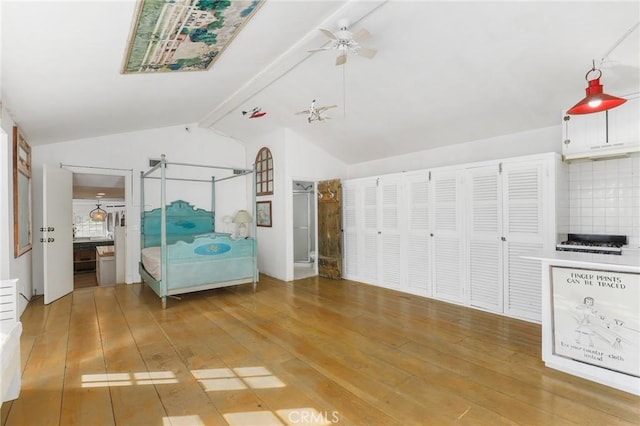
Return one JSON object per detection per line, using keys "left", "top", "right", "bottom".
{"left": 551, "top": 267, "right": 640, "bottom": 377}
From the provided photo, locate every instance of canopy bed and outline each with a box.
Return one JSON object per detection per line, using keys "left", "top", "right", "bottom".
{"left": 139, "top": 155, "right": 257, "bottom": 308}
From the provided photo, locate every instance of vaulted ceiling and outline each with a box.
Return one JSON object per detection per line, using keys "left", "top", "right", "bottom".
{"left": 2, "top": 1, "right": 639, "bottom": 165}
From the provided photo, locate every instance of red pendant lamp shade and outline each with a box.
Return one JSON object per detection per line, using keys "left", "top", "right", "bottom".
{"left": 567, "top": 67, "right": 627, "bottom": 115}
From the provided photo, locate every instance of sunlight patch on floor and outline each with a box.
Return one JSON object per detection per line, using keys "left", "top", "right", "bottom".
{"left": 191, "top": 366, "right": 286, "bottom": 392}
{"left": 81, "top": 371, "right": 178, "bottom": 388}
{"left": 225, "top": 407, "right": 338, "bottom": 425}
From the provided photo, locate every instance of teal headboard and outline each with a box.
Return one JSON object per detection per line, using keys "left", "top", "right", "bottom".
{"left": 142, "top": 200, "right": 214, "bottom": 247}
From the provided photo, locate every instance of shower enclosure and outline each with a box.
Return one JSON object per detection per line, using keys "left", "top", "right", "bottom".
{"left": 293, "top": 181, "right": 315, "bottom": 263}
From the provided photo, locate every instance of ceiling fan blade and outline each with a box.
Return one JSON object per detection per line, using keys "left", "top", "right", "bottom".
{"left": 295, "top": 110, "right": 310, "bottom": 115}
{"left": 319, "top": 28, "right": 337, "bottom": 40}
{"left": 357, "top": 46, "right": 377, "bottom": 59}
{"left": 308, "top": 47, "right": 330, "bottom": 53}
{"left": 352, "top": 28, "right": 371, "bottom": 43}
{"left": 336, "top": 53, "right": 347, "bottom": 66}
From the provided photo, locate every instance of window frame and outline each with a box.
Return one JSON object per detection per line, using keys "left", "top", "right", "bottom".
{"left": 255, "top": 147, "right": 274, "bottom": 196}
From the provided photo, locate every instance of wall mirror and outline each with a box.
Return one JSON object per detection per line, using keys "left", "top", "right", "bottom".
{"left": 13, "top": 126, "right": 32, "bottom": 257}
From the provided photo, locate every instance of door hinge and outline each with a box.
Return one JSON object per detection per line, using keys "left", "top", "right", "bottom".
{"left": 428, "top": 171, "right": 431, "bottom": 181}
{"left": 499, "top": 163, "right": 503, "bottom": 174}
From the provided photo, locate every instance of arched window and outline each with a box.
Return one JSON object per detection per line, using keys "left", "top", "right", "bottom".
{"left": 255, "top": 147, "right": 273, "bottom": 196}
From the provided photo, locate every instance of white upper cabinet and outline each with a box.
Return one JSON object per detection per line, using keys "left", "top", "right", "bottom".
{"left": 562, "top": 93, "right": 640, "bottom": 160}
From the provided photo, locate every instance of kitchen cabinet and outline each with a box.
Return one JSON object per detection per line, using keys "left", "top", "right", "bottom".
{"left": 73, "top": 240, "right": 114, "bottom": 273}
{"left": 562, "top": 93, "right": 640, "bottom": 160}
{"left": 524, "top": 250, "right": 640, "bottom": 395}
{"left": 73, "top": 248, "right": 96, "bottom": 273}
{"left": 342, "top": 152, "right": 565, "bottom": 323}
{"left": 96, "top": 245, "right": 116, "bottom": 286}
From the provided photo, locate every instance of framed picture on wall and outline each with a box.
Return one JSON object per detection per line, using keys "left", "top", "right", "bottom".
{"left": 13, "top": 126, "right": 32, "bottom": 257}
{"left": 256, "top": 201, "right": 272, "bottom": 227}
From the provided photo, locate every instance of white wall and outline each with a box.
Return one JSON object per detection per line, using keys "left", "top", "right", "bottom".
{"left": 347, "top": 125, "right": 561, "bottom": 178}
{"left": 245, "top": 128, "right": 347, "bottom": 282}
{"left": 32, "top": 124, "right": 249, "bottom": 295}
{"left": 0, "top": 106, "right": 32, "bottom": 316}
{"left": 244, "top": 128, "right": 286, "bottom": 280}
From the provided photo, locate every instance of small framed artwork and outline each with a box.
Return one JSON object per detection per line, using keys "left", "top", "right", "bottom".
{"left": 256, "top": 201, "right": 272, "bottom": 227}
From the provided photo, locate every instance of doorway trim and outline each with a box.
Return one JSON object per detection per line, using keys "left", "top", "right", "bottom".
{"left": 61, "top": 163, "right": 134, "bottom": 284}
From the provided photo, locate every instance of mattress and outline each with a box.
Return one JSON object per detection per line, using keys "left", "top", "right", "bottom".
{"left": 141, "top": 246, "right": 162, "bottom": 280}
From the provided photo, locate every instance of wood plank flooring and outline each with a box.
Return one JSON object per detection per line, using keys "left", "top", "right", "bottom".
{"left": 2, "top": 275, "right": 638, "bottom": 425}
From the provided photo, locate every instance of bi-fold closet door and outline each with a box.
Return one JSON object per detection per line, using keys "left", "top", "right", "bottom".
{"left": 464, "top": 160, "right": 548, "bottom": 321}
{"left": 342, "top": 154, "right": 555, "bottom": 323}
{"left": 342, "top": 172, "right": 430, "bottom": 294}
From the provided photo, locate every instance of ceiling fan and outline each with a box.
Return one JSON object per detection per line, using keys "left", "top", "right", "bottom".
{"left": 308, "top": 18, "right": 377, "bottom": 66}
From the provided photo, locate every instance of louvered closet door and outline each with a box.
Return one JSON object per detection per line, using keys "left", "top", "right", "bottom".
{"left": 502, "top": 161, "right": 545, "bottom": 322}
{"left": 342, "top": 182, "right": 358, "bottom": 280}
{"left": 404, "top": 172, "right": 430, "bottom": 296}
{"left": 431, "top": 171, "right": 464, "bottom": 303}
{"left": 466, "top": 166, "right": 503, "bottom": 312}
{"left": 379, "top": 176, "right": 402, "bottom": 290}
{"left": 361, "top": 178, "right": 379, "bottom": 284}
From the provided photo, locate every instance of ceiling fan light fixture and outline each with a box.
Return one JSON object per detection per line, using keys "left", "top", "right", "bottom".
{"left": 567, "top": 66, "right": 627, "bottom": 115}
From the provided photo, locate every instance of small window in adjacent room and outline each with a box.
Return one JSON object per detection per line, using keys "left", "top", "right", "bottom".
{"left": 255, "top": 147, "right": 274, "bottom": 196}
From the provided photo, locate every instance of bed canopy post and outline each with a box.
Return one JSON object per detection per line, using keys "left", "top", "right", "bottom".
{"left": 211, "top": 176, "right": 216, "bottom": 232}
{"left": 160, "top": 154, "right": 168, "bottom": 309}
{"left": 252, "top": 163, "right": 258, "bottom": 287}
{"left": 140, "top": 170, "right": 145, "bottom": 255}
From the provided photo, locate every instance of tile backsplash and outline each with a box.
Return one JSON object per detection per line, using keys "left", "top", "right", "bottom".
{"left": 569, "top": 153, "right": 640, "bottom": 248}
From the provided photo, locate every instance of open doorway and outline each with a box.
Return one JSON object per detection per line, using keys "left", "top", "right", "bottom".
{"left": 72, "top": 173, "right": 126, "bottom": 289}
{"left": 293, "top": 180, "right": 317, "bottom": 279}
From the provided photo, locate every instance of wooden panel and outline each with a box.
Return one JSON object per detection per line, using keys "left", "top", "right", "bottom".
{"left": 317, "top": 179, "right": 342, "bottom": 279}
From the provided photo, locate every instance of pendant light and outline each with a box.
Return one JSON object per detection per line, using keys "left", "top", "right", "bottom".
{"left": 567, "top": 62, "right": 627, "bottom": 115}
{"left": 90, "top": 204, "right": 107, "bottom": 222}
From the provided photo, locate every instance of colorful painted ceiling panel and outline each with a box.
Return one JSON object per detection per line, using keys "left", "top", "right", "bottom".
{"left": 123, "top": 0, "right": 263, "bottom": 73}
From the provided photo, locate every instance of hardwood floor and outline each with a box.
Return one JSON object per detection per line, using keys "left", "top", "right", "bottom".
{"left": 2, "top": 275, "right": 638, "bottom": 425}
{"left": 74, "top": 272, "right": 98, "bottom": 289}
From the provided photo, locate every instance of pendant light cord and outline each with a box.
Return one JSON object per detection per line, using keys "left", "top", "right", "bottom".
{"left": 598, "top": 22, "right": 639, "bottom": 67}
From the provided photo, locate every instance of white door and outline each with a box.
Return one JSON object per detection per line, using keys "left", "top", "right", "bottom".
{"left": 342, "top": 182, "right": 358, "bottom": 279}
{"left": 379, "top": 176, "right": 402, "bottom": 290}
{"left": 502, "top": 161, "right": 545, "bottom": 322}
{"left": 43, "top": 165, "right": 73, "bottom": 304}
{"left": 466, "top": 165, "right": 503, "bottom": 312}
{"left": 361, "top": 178, "right": 379, "bottom": 284}
{"left": 404, "top": 171, "right": 430, "bottom": 297}
{"left": 431, "top": 171, "right": 464, "bottom": 303}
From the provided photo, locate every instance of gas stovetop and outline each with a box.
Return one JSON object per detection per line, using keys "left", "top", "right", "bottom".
{"left": 556, "top": 233, "right": 627, "bottom": 255}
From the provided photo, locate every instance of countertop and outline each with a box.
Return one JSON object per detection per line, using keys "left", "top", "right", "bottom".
{"left": 96, "top": 245, "right": 115, "bottom": 257}
{"left": 523, "top": 249, "right": 640, "bottom": 273}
